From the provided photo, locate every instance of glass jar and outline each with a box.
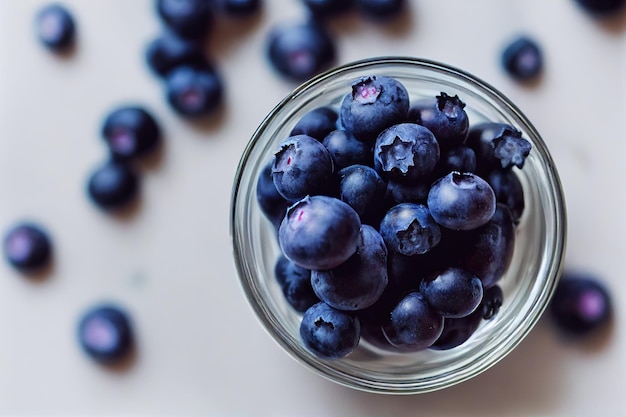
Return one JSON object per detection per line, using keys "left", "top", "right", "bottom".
{"left": 230, "top": 57, "right": 567, "bottom": 394}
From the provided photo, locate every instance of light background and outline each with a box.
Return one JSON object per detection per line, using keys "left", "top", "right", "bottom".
{"left": 0, "top": 0, "right": 624, "bottom": 416}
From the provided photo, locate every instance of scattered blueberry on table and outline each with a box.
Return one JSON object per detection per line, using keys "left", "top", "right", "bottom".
{"left": 3, "top": 222, "right": 53, "bottom": 272}
{"left": 165, "top": 65, "right": 224, "bottom": 118}
{"left": 77, "top": 304, "right": 135, "bottom": 364}
{"left": 35, "top": 3, "right": 76, "bottom": 51}
{"left": 101, "top": 106, "right": 162, "bottom": 162}
{"left": 501, "top": 35, "right": 543, "bottom": 82}
{"left": 156, "top": 0, "right": 214, "bottom": 41}
{"left": 266, "top": 20, "right": 336, "bottom": 82}
{"left": 145, "top": 33, "right": 208, "bottom": 78}
{"left": 549, "top": 271, "right": 613, "bottom": 337}
{"left": 86, "top": 160, "right": 140, "bottom": 210}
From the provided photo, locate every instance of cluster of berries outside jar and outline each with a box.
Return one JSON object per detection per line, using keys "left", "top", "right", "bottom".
{"left": 231, "top": 57, "right": 566, "bottom": 394}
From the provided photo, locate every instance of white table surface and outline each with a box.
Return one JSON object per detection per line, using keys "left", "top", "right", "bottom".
{"left": 0, "top": 0, "right": 625, "bottom": 416}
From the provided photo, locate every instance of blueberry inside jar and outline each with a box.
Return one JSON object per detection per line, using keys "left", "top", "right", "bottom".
{"left": 231, "top": 57, "right": 566, "bottom": 394}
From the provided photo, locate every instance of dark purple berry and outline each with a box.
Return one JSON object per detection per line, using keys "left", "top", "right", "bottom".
{"left": 409, "top": 92, "right": 469, "bottom": 150}
{"left": 101, "top": 106, "right": 161, "bottom": 162}
{"left": 486, "top": 169, "right": 525, "bottom": 224}
{"left": 145, "top": 34, "right": 207, "bottom": 78}
{"left": 337, "top": 164, "right": 387, "bottom": 225}
{"left": 165, "top": 65, "right": 223, "bottom": 118}
{"left": 300, "top": 302, "right": 361, "bottom": 359}
{"left": 550, "top": 271, "right": 613, "bottom": 336}
{"left": 156, "top": 0, "right": 213, "bottom": 40}
{"left": 311, "top": 225, "right": 388, "bottom": 311}
{"left": 77, "top": 304, "right": 134, "bottom": 364}
{"left": 87, "top": 161, "right": 140, "bottom": 210}
{"left": 420, "top": 267, "right": 483, "bottom": 318}
{"left": 340, "top": 75, "right": 410, "bottom": 144}
{"left": 456, "top": 204, "right": 516, "bottom": 288}
{"left": 381, "top": 291, "right": 444, "bottom": 352}
{"left": 290, "top": 106, "right": 338, "bottom": 141}
{"left": 427, "top": 171, "right": 496, "bottom": 231}
{"left": 274, "top": 255, "right": 318, "bottom": 313}
{"left": 322, "top": 129, "right": 371, "bottom": 170}
{"left": 256, "top": 161, "right": 289, "bottom": 229}
{"left": 272, "top": 134, "right": 334, "bottom": 201}
{"left": 501, "top": 36, "right": 543, "bottom": 82}
{"left": 379, "top": 203, "right": 441, "bottom": 256}
{"left": 373, "top": 123, "right": 440, "bottom": 182}
{"left": 266, "top": 21, "right": 336, "bottom": 82}
{"left": 3, "top": 222, "right": 52, "bottom": 272}
{"left": 492, "top": 134, "right": 532, "bottom": 169}
{"left": 429, "top": 312, "right": 483, "bottom": 351}
{"left": 481, "top": 285, "right": 504, "bottom": 320}
{"left": 466, "top": 122, "right": 523, "bottom": 175}
{"left": 278, "top": 195, "right": 361, "bottom": 270}
{"left": 35, "top": 3, "right": 76, "bottom": 51}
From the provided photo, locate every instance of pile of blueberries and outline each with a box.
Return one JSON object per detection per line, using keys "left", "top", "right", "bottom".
{"left": 3, "top": 0, "right": 619, "bottom": 366}
{"left": 256, "top": 73, "right": 610, "bottom": 359}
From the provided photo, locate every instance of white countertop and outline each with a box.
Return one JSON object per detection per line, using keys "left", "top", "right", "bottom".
{"left": 0, "top": 0, "right": 624, "bottom": 416}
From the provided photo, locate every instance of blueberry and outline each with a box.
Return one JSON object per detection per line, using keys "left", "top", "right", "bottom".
{"left": 466, "top": 122, "right": 523, "bottom": 175}
{"left": 3, "top": 222, "right": 52, "bottom": 272}
{"left": 77, "top": 304, "right": 134, "bottom": 364}
{"left": 427, "top": 171, "right": 496, "bottom": 231}
{"left": 373, "top": 123, "right": 440, "bottom": 182}
{"left": 549, "top": 271, "right": 613, "bottom": 336}
{"left": 101, "top": 106, "right": 161, "bottom": 162}
{"left": 429, "top": 311, "right": 483, "bottom": 351}
{"left": 302, "top": 0, "right": 354, "bottom": 18}
{"left": 279, "top": 195, "right": 361, "bottom": 270}
{"left": 35, "top": 3, "right": 76, "bottom": 51}
{"left": 156, "top": 0, "right": 213, "bottom": 40}
{"left": 486, "top": 168, "right": 525, "bottom": 224}
{"left": 420, "top": 267, "right": 483, "bottom": 318}
{"left": 256, "top": 161, "right": 289, "bottom": 230}
{"left": 340, "top": 75, "right": 410, "bottom": 143}
{"left": 337, "top": 164, "right": 387, "bottom": 224}
{"left": 322, "top": 129, "right": 371, "bottom": 170}
{"left": 492, "top": 134, "right": 532, "bottom": 169}
{"left": 272, "top": 134, "right": 334, "bottom": 201}
{"left": 481, "top": 285, "right": 504, "bottom": 320}
{"left": 456, "top": 204, "right": 516, "bottom": 288}
{"left": 217, "top": 0, "right": 262, "bottom": 16}
{"left": 87, "top": 161, "right": 140, "bottom": 210}
{"left": 501, "top": 36, "right": 543, "bottom": 82}
{"left": 145, "top": 33, "right": 207, "bottom": 78}
{"left": 435, "top": 145, "right": 477, "bottom": 177}
{"left": 266, "top": 21, "right": 336, "bottom": 82}
{"left": 299, "top": 302, "right": 361, "bottom": 359}
{"left": 290, "top": 106, "right": 338, "bottom": 141}
{"left": 356, "top": 0, "right": 405, "bottom": 20}
{"left": 409, "top": 93, "right": 469, "bottom": 150}
{"left": 384, "top": 179, "right": 430, "bottom": 206}
{"left": 165, "top": 65, "right": 223, "bottom": 117}
{"left": 574, "top": 0, "right": 625, "bottom": 15}
{"left": 274, "top": 255, "right": 318, "bottom": 313}
{"left": 381, "top": 291, "right": 444, "bottom": 352}
{"left": 311, "top": 225, "right": 388, "bottom": 311}
{"left": 379, "top": 203, "right": 441, "bottom": 256}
